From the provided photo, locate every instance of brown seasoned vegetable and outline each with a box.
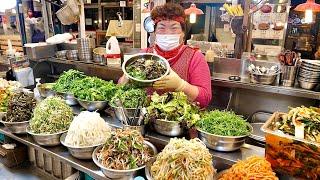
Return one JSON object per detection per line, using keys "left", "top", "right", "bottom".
{"left": 126, "top": 58, "right": 167, "bottom": 80}
{"left": 5, "top": 92, "right": 36, "bottom": 122}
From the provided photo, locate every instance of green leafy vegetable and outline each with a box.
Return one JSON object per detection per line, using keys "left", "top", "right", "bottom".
{"left": 147, "top": 92, "right": 200, "bottom": 127}
{"left": 52, "top": 69, "right": 86, "bottom": 93}
{"left": 70, "top": 76, "right": 117, "bottom": 101}
{"left": 196, "top": 110, "right": 250, "bottom": 136}
{"left": 30, "top": 96, "right": 73, "bottom": 134}
{"left": 110, "top": 86, "right": 147, "bottom": 108}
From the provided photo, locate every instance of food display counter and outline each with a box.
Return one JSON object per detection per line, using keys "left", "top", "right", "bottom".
{"left": 0, "top": 108, "right": 265, "bottom": 179}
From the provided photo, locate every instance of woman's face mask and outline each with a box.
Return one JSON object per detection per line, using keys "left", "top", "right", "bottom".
{"left": 155, "top": 34, "right": 181, "bottom": 51}
{"left": 155, "top": 20, "right": 184, "bottom": 51}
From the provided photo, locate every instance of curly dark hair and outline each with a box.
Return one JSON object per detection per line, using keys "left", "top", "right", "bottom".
{"left": 151, "top": 3, "right": 186, "bottom": 31}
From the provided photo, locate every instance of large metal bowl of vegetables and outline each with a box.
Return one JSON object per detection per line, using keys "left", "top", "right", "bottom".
{"left": 77, "top": 99, "right": 108, "bottom": 111}
{"left": 0, "top": 120, "right": 29, "bottom": 134}
{"left": 197, "top": 123, "right": 253, "bottom": 152}
{"left": 122, "top": 53, "right": 170, "bottom": 86}
{"left": 60, "top": 133, "right": 101, "bottom": 160}
{"left": 26, "top": 126, "right": 66, "bottom": 146}
{"left": 92, "top": 140, "right": 157, "bottom": 179}
{"left": 153, "top": 119, "right": 184, "bottom": 137}
{"left": 196, "top": 110, "right": 253, "bottom": 152}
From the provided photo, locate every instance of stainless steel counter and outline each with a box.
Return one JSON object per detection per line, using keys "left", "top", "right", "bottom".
{"left": 212, "top": 73, "right": 320, "bottom": 100}
{"left": 0, "top": 111, "right": 265, "bottom": 179}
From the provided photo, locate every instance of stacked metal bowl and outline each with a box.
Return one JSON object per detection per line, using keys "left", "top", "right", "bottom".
{"left": 298, "top": 60, "right": 320, "bottom": 90}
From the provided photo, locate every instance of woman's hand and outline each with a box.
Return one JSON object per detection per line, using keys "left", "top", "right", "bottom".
{"left": 118, "top": 75, "right": 129, "bottom": 84}
{"left": 153, "top": 69, "right": 187, "bottom": 91}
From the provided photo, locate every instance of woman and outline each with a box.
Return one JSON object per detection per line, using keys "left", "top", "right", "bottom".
{"left": 119, "top": 3, "right": 212, "bottom": 107}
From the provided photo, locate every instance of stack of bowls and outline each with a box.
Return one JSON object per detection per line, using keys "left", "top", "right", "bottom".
{"left": 298, "top": 60, "right": 320, "bottom": 90}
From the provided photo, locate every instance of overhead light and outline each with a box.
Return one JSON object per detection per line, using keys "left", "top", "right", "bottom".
{"left": 294, "top": 0, "right": 320, "bottom": 24}
{"left": 184, "top": 3, "right": 204, "bottom": 24}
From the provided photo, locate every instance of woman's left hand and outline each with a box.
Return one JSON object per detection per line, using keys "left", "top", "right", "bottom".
{"left": 153, "top": 69, "right": 187, "bottom": 91}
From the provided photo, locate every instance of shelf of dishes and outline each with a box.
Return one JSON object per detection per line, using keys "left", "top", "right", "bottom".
{"left": 212, "top": 73, "right": 320, "bottom": 100}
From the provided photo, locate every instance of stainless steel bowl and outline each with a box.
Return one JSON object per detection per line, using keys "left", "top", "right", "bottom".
{"left": 60, "top": 133, "right": 101, "bottom": 160}
{"left": 297, "top": 76, "right": 320, "bottom": 83}
{"left": 92, "top": 141, "right": 157, "bottom": 179}
{"left": 197, "top": 124, "right": 253, "bottom": 152}
{"left": 249, "top": 73, "right": 279, "bottom": 85}
{"left": 0, "top": 120, "right": 29, "bottom": 134}
{"left": 77, "top": 99, "right": 108, "bottom": 111}
{"left": 300, "top": 66, "right": 320, "bottom": 73}
{"left": 122, "top": 53, "right": 170, "bottom": 87}
{"left": 298, "top": 80, "right": 318, "bottom": 90}
{"left": 38, "top": 83, "right": 56, "bottom": 98}
{"left": 56, "top": 92, "right": 78, "bottom": 106}
{"left": 301, "top": 60, "right": 320, "bottom": 69}
{"left": 27, "top": 126, "right": 66, "bottom": 146}
{"left": 153, "top": 119, "right": 184, "bottom": 137}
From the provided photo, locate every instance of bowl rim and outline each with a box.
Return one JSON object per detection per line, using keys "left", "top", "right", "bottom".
{"left": 26, "top": 125, "right": 68, "bottom": 136}
{"left": 60, "top": 133, "right": 103, "bottom": 149}
{"left": 249, "top": 72, "right": 280, "bottom": 76}
{"left": 0, "top": 120, "right": 29, "bottom": 125}
{"left": 109, "top": 104, "right": 143, "bottom": 110}
{"left": 92, "top": 140, "right": 157, "bottom": 173}
{"left": 76, "top": 97, "right": 108, "bottom": 103}
{"left": 196, "top": 123, "right": 253, "bottom": 138}
{"left": 122, "top": 53, "right": 170, "bottom": 83}
{"left": 154, "top": 118, "right": 181, "bottom": 124}
{"left": 298, "top": 80, "right": 319, "bottom": 84}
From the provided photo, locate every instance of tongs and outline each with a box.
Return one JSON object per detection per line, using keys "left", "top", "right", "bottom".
{"left": 114, "top": 98, "right": 129, "bottom": 125}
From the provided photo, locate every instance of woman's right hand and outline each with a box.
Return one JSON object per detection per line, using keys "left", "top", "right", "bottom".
{"left": 118, "top": 74, "right": 129, "bottom": 84}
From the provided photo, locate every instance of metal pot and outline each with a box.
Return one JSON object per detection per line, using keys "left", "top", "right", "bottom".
{"left": 197, "top": 124, "right": 253, "bottom": 152}
{"left": 56, "top": 92, "right": 78, "bottom": 106}
{"left": 0, "top": 121, "right": 29, "bottom": 134}
{"left": 77, "top": 99, "right": 108, "bottom": 111}
{"left": 92, "top": 141, "right": 157, "bottom": 179}
{"left": 153, "top": 119, "right": 184, "bottom": 137}
{"left": 249, "top": 73, "right": 279, "bottom": 85}
{"left": 27, "top": 126, "right": 66, "bottom": 146}
{"left": 60, "top": 133, "right": 101, "bottom": 160}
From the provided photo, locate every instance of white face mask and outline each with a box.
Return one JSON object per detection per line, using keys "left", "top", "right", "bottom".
{"left": 155, "top": 34, "right": 181, "bottom": 51}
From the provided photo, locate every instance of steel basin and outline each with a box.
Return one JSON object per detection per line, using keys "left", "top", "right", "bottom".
{"left": 197, "top": 124, "right": 253, "bottom": 152}
{"left": 60, "top": 133, "right": 100, "bottom": 160}
{"left": 56, "top": 92, "right": 78, "bottom": 106}
{"left": 92, "top": 141, "right": 157, "bottom": 179}
{"left": 27, "top": 126, "right": 66, "bottom": 146}
{"left": 77, "top": 99, "right": 108, "bottom": 111}
{"left": 0, "top": 120, "right": 29, "bottom": 134}
{"left": 249, "top": 73, "right": 279, "bottom": 85}
{"left": 153, "top": 119, "right": 184, "bottom": 137}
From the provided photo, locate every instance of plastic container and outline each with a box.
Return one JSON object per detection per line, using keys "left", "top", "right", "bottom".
{"left": 106, "top": 36, "right": 121, "bottom": 67}
{"left": 261, "top": 112, "right": 320, "bottom": 179}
